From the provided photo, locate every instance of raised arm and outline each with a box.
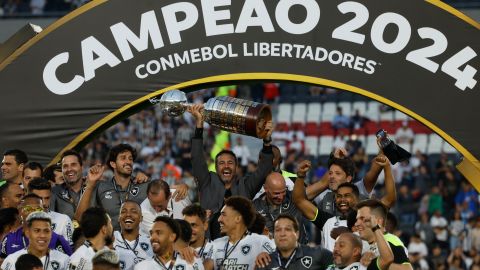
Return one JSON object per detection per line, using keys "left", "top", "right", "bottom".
{"left": 74, "top": 164, "right": 104, "bottom": 221}
{"left": 367, "top": 219, "right": 394, "bottom": 270}
{"left": 304, "top": 148, "right": 348, "bottom": 200}
{"left": 245, "top": 120, "right": 274, "bottom": 198}
{"left": 187, "top": 104, "right": 211, "bottom": 190}
{"left": 292, "top": 160, "right": 318, "bottom": 220}
{"left": 377, "top": 155, "right": 397, "bottom": 209}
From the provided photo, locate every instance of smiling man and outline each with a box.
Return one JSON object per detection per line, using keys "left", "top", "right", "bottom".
{"left": 134, "top": 216, "right": 203, "bottom": 270}
{"left": 182, "top": 204, "right": 213, "bottom": 262}
{"left": 188, "top": 104, "right": 273, "bottom": 240}
{"left": 75, "top": 144, "right": 149, "bottom": 231}
{"left": 113, "top": 200, "right": 153, "bottom": 270}
{"left": 0, "top": 194, "right": 72, "bottom": 258}
{"left": 205, "top": 196, "right": 275, "bottom": 270}
{"left": 1, "top": 212, "right": 69, "bottom": 270}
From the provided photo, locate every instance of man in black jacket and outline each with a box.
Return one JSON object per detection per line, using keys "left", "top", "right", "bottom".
{"left": 188, "top": 103, "right": 273, "bottom": 239}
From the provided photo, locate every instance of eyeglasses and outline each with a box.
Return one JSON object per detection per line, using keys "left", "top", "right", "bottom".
{"left": 21, "top": 205, "right": 43, "bottom": 212}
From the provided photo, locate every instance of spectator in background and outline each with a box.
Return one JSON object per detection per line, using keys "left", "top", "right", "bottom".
{"left": 472, "top": 219, "right": 480, "bottom": 252}
{"left": 332, "top": 107, "right": 350, "bottom": 130}
{"left": 29, "top": 0, "right": 45, "bottom": 15}
{"left": 350, "top": 109, "right": 369, "bottom": 130}
{"left": 429, "top": 245, "right": 446, "bottom": 269}
{"left": 287, "top": 133, "right": 304, "bottom": 154}
{"left": 431, "top": 210, "right": 449, "bottom": 250}
{"left": 449, "top": 210, "right": 466, "bottom": 250}
{"left": 428, "top": 186, "right": 444, "bottom": 216}
{"left": 455, "top": 181, "right": 479, "bottom": 219}
{"left": 415, "top": 213, "right": 435, "bottom": 248}
{"left": 232, "top": 137, "right": 251, "bottom": 174}
{"left": 395, "top": 121, "right": 414, "bottom": 144}
{"left": 447, "top": 247, "right": 468, "bottom": 270}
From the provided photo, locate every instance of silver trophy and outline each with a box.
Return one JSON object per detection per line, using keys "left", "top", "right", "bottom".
{"left": 159, "top": 90, "right": 272, "bottom": 138}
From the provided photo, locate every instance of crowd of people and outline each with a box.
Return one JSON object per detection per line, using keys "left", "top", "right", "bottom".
{"left": 0, "top": 85, "right": 479, "bottom": 270}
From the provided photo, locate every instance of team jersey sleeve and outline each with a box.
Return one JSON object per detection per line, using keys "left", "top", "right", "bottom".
{"left": 1, "top": 255, "right": 13, "bottom": 270}
{"left": 259, "top": 236, "right": 276, "bottom": 254}
{"left": 311, "top": 208, "right": 334, "bottom": 229}
{"left": 390, "top": 243, "right": 410, "bottom": 265}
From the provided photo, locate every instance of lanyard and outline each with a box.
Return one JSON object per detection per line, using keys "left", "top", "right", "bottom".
{"left": 220, "top": 231, "right": 248, "bottom": 266}
{"left": 112, "top": 178, "right": 133, "bottom": 205}
{"left": 121, "top": 234, "right": 140, "bottom": 255}
{"left": 43, "top": 253, "right": 50, "bottom": 270}
{"left": 153, "top": 252, "right": 177, "bottom": 270}
{"left": 276, "top": 248, "right": 297, "bottom": 269}
{"left": 197, "top": 238, "right": 208, "bottom": 258}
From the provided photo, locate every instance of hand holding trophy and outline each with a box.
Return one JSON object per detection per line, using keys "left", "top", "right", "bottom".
{"left": 159, "top": 90, "right": 273, "bottom": 139}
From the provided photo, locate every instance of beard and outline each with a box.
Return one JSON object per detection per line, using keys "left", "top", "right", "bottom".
{"left": 105, "top": 234, "right": 114, "bottom": 247}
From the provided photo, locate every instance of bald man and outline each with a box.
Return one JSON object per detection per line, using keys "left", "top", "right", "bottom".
{"left": 253, "top": 171, "right": 309, "bottom": 243}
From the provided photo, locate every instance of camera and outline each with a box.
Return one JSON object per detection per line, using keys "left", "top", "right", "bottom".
{"left": 375, "top": 129, "right": 411, "bottom": 165}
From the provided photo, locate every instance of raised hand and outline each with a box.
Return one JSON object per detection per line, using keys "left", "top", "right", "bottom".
{"left": 296, "top": 160, "right": 312, "bottom": 178}
{"left": 333, "top": 147, "right": 348, "bottom": 159}
{"left": 86, "top": 164, "right": 105, "bottom": 188}
{"left": 187, "top": 103, "right": 204, "bottom": 128}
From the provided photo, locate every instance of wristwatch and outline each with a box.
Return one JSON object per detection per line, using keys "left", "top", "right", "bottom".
{"left": 372, "top": 224, "right": 381, "bottom": 232}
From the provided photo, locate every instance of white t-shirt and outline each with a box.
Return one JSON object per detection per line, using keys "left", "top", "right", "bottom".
{"left": 49, "top": 211, "right": 74, "bottom": 246}
{"left": 134, "top": 255, "right": 204, "bottom": 270}
{"left": 68, "top": 243, "right": 109, "bottom": 270}
{"left": 113, "top": 231, "right": 154, "bottom": 270}
{"left": 140, "top": 189, "right": 192, "bottom": 236}
{"left": 208, "top": 233, "right": 276, "bottom": 270}
{"left": 2, "top": 249, "right": 69, "bottom": 270}
{"left": 322, "top": 217, "right": 347, "bottom": 252}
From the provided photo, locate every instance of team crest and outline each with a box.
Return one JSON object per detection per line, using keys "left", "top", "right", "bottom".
{"left": 51, "top": 223, "right": 56, "bottom": 230}
{"left": 241, "top": 245, "right": 251, "bottom": 255}
{"left": 51, "top": 261, "right": 60, "bottom": 270}
{"left": 282, "top": 201, "right": 290, "bottom": 210}
{"left": 130, "top": 187, "right": 139, "bottom": 196}
{"left": 119, "top": 261, "right": 125, "bottom": 270}
{"left": 301, "top": 256, "right": 313, "bottom": 268}
{"left": 175, "top": 265, "right": 185, "bottom": 270}
{"left": 349, "top": 266, "right": 359, "bottom": 270}
{"left": 105, "top": 191, "right": 113, "bottom": 199}
{"left": 140, "top": 242, "right": 149, "bottom": 251}
{"left": 61, "top": 190, "right": 70, "bottom": 200}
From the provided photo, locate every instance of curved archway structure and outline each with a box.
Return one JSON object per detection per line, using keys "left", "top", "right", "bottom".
{"left": 0, "top": 0, "right": 478, "bottom": 190}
